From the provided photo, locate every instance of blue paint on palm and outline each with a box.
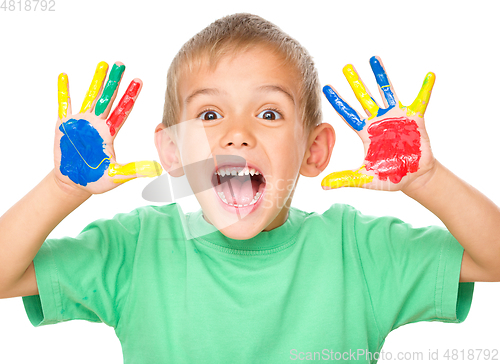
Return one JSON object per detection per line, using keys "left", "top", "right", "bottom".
{"left": 323, "top": 85, "right": 366, "bottom": 131}
{"left": 59, "top": 118, "right": 110, "bottom": 186}
{"left": 376, "top": 107, "right": 391, "bottom": 118}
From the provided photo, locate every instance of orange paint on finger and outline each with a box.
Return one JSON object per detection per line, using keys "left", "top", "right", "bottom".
{"left": 106, "top": 80, "right": 141, "bottom": 136}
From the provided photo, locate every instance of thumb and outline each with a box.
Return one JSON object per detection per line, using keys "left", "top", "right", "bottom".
{"left": 108, "top": 160, "right": 163, "bottom": 184}
{"left": 321, "top": 166, "right": 373, "bottom": 190}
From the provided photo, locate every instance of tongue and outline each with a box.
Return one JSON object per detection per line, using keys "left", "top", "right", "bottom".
{"left": 221, "top": 176, "right": 258, "bottom": 206}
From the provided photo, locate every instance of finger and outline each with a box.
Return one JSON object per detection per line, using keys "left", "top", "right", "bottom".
{"left": 95, "top": 62, "right": 126, "bottom": 118}
{"left": 342, "top": 64, "right": 380, "bottom": 118}
{"left": 323, "top": 85, "right": 366, "bottom": 131}
{"left": 106, "top": 78, "right": 142, "bottom": 137}
{"left": 57, "top": 73, "right": 72, "bottom": 119}
{"left": 321, "top": 166, "right": 374, "bottom": 189}
{"left": 369, "top": 56, "right": 398, "bottom": 109}
{"left": 80, "top": 61, "right": 109, "bottom": 114}
{"left": 407, "top": 72, "right": 436, "bottom": 118}
{"left": 108, "top": 160, "right": 163, "bottom": 184}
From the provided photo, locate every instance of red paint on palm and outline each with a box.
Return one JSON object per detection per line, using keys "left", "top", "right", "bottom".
{"left": 107, "top": 80, "right": 141, "bottom": 136}
{"left": 365, "top": 117, "right": 421, "bottom": 184}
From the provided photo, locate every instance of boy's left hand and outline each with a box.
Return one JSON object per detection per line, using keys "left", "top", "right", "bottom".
{"left": 322, "top": 56, "right": 436, "bottom": 192}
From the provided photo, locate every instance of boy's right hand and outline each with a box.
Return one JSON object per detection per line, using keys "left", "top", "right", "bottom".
{"left": 53, "top": 61, "right": 162, "bottom": 195}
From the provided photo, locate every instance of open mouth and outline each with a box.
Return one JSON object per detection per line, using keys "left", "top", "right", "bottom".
{"left": 211, "top": 164, "right": 267, "bottom": 208}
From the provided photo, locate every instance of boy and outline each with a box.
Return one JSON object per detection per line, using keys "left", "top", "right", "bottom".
{"left": 0, "top": 12, "right": 499, "bottom": 363}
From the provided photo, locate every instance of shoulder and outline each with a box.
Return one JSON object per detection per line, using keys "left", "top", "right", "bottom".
{"left": 131, "top": 202, "right": 185, "bottom": 220}
{"left": 110, "top": 202, "right": 185, "bottom": 226}
{"left": 77, "top": 203, "right": 185, "bottom": 240}
{"left": 294, "top": 203, "right": 374, "bottom": 229}
{"left": 299, "top": 203, "right": 431, "bottom": 247}
{"left": 130, "top": 203, "right": 190, "bottom": 243}
{"left": 288, "top": 203, "right": 369, "bottom": 241}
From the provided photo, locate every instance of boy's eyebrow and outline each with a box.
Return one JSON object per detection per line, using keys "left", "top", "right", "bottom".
{"left": 257, "top": 85, "right": 295, "bottom": 105}
{"left": 184, "top": 85, "right": 295, "bottom": 106}
{"left": 185, "top": 88, "right": 226, "bottom": 105}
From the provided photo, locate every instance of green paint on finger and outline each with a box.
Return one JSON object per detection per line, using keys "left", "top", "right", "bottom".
{"left": 95, "top": 64, "right": 125, "bottom": 116}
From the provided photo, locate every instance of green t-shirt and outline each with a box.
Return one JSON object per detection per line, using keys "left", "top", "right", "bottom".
{"left": 23, "top": 203, "right": 473, "bottom": 363}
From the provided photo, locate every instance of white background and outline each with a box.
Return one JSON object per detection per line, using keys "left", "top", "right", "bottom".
{"left": 1, "top": 0, "right": 499, "bottom": 363}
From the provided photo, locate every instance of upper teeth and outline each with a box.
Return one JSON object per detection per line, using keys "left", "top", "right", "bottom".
{"left": 215, "top": 167, "right": 260, "bottom": 177}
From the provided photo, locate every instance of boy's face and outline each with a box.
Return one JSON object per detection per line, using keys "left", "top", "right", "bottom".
{"left": 156, "top": 44, "right": 333, "bottom": 239}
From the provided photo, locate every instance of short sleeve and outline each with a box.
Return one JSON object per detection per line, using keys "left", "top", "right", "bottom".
{"left": 22, "top": 208, "right": 140, "bottom": 328}
{"left": 351, "top": 208, "right": 474, "bottom": 336}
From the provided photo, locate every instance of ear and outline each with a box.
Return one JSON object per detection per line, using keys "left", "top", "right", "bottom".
{"left": 154, "top": 123, "right": 184, "bottom": 177}
{"left": 300, "top": 122, "right": 336, "bottom": 177}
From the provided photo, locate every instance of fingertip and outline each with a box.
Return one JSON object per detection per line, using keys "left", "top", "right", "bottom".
{"left": 111, "top": 62, "right": 126, "bottom": 77}
{"left": 424, "top": 72, "right": 436, "bottom": 87}
{"left": 121, "top": 79, "right": 143, "bottom": 99}
{"left": 58, "top": 73, "right": 69, "bottom": 87}
{"left": 154, "top": 161, "right": 163, "bottom": 176}
{"left": 109, "top": 63, "right": 126, "bottom": 81}
{"left": 370, "top": 56, "right": 385, "bottom": 70}
{"left": 369, "top": 56, "right": 379, "bottom": 65}
{"left": 342, "top": 64, "right": 355, "bottom": 76}
{"left": 97, "top": 61, "right": 109, "bottom": 71}
{"left": 322, "top": 84, "right": 334, "bottom": 95}
{"left": 131, "top": 78, "right": 144, "bottom": 93}
{"left": 343, "top": 64, "right": 362, "bottom": 84}
{"left": 322, "top": 85, "right": 342, "bottom": 102}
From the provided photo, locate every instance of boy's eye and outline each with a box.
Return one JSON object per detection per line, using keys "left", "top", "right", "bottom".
{"left": 199, "top": 110, "right": 222, "bottom": 121}
{"left": 258, "top": 110, "right": 282, "bottom": 120}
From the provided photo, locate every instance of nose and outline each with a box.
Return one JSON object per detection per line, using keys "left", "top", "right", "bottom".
{"left": 220, "top": 116, "right": 255, "bottom": 149}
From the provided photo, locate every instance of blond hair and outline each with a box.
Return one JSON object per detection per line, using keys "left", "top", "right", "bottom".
{"left": 162, "top": 13, "right": 322, "bottom": 135}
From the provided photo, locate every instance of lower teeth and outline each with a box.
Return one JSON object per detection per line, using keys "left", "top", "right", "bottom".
{"left": 217, "top": 191, "right": 262, "bottom": 207}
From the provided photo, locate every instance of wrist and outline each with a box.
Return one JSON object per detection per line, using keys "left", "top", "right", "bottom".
{"left": 402, "top": 158, "right": 442, "bottom": 199}
{"left": 49, "top": 169, "right": 92, "bottom": 202}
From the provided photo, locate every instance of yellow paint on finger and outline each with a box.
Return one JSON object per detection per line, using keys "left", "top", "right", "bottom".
{"left": 321, "top": 165, "right": 373, "bottom": 189}
{"left": 108, "top": 161, "right": 163, "bottom": 183}
{"left": 407, "top": 72, "right": 435, "bottom": 118}
{"left": 58, "top": 73, "right": 69, "bottom": 119}
{"left": 80, "top": 61, "right": 108, "bottom": 113}
{"left": 343, "top": 64, "right": 379, "bottom": 117}
{"left": 112, "top": 177, "right": 137, "bottom": 184}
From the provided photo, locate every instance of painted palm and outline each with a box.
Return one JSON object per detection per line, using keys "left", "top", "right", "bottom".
{"left": 322, "top": 56, "right": 436, "bottom": 191}
{"left": 54, "top": 61, "right": 161, "bottom": 193}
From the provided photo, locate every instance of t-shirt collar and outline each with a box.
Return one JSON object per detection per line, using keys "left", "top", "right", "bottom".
{"left": 186, "top": 207, "right": 304, "bottom": 252}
